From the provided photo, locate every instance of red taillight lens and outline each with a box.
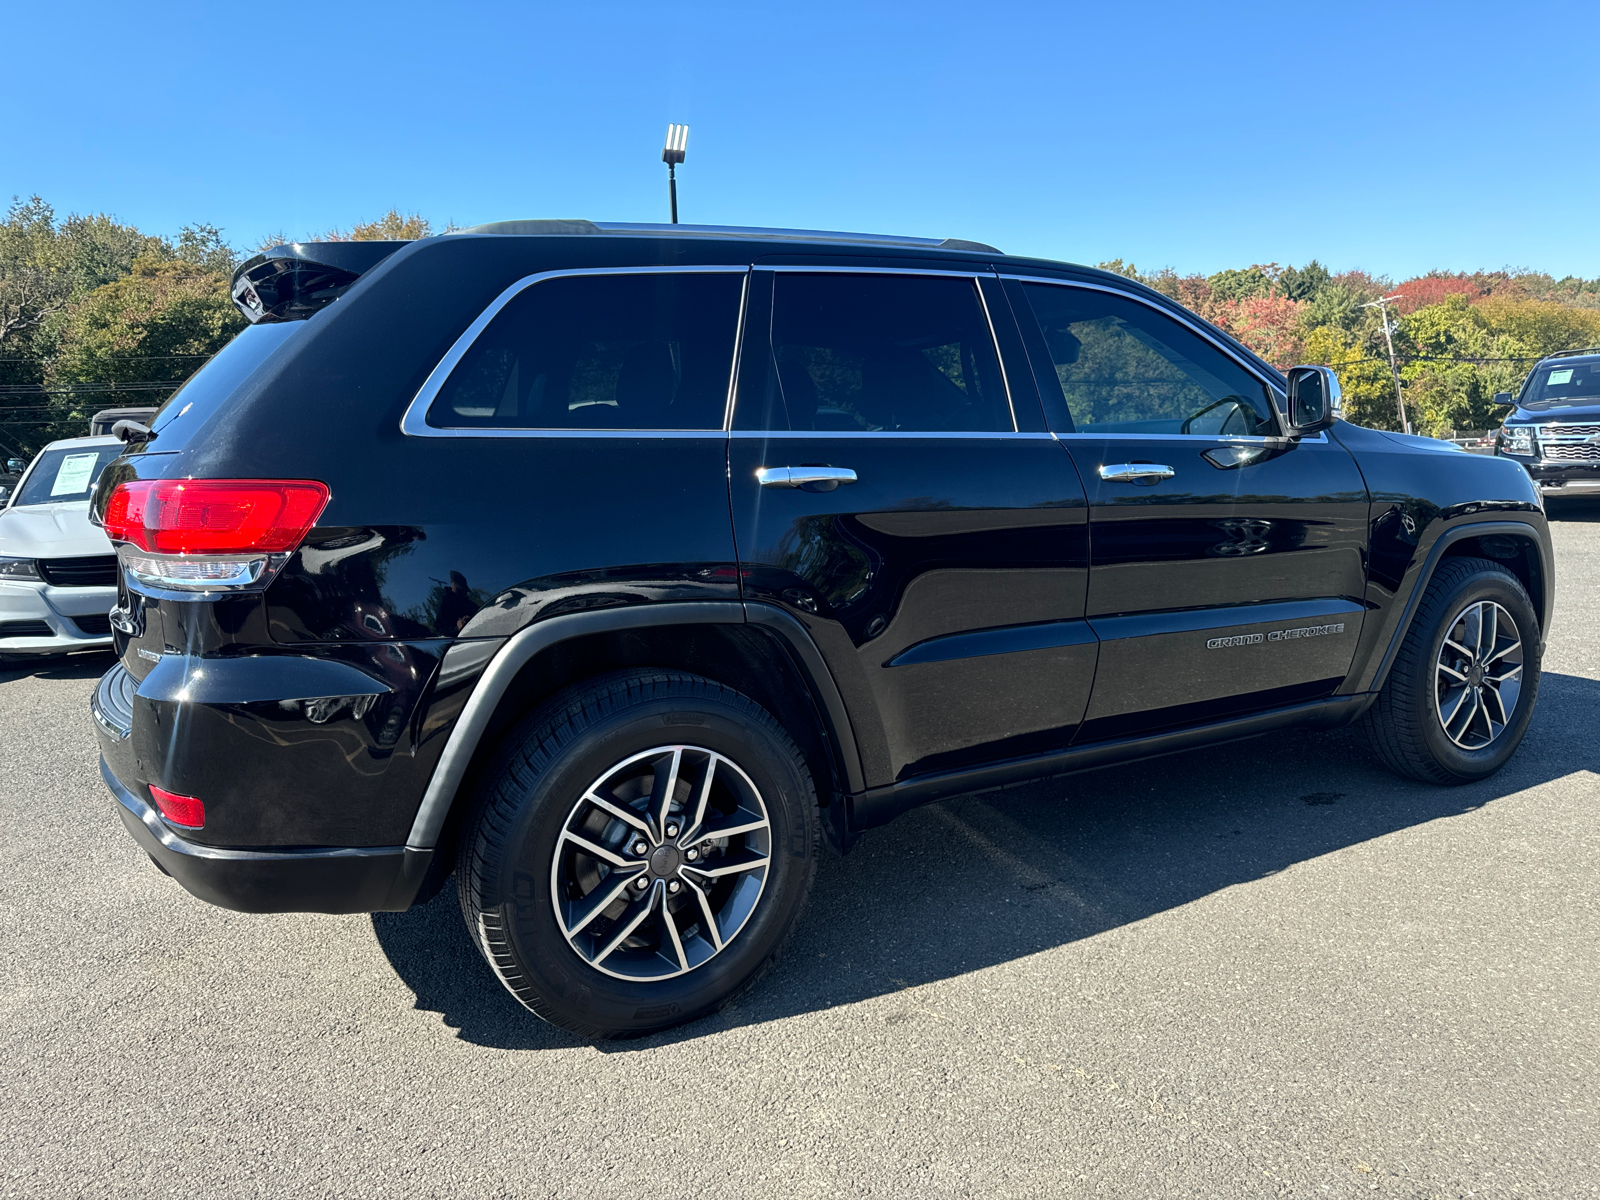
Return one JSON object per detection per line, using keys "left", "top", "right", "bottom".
{"left": 149, "top": 785, "right": 205, "bottom": 828}
{"left": 103, "top": 479, "right": 330, "bottom": 555}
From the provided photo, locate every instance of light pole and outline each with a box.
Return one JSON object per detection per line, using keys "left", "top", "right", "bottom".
{"left": 662, "top": 124, "right": 689, "bottom": 224}
{"left": 1361, "top": 294, "right": 1410, "bottom": 435}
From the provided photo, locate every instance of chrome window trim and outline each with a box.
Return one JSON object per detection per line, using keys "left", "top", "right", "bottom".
{"left": 999, "top": 272, "right": 1290, "bottom": 435}
{"left": 748, "top": 264, "right": 1018, "bottom": 434}
{"left": 1050, "top": 430, "right": 1329, "bottom": 445}
{"left": 754, "top": 264, "right": 989, "bottom": 279}
{"left": 973, "top": 279, "right": 1020, "bottom": 431}
{"left": 729, "top": 430, "right": 1056, "bottom": 440}
{"left": 720, "top": 271, "right": 752, "bottom": 431}
{"left": 399, "top": 265, "right": 750, "bottom": 439}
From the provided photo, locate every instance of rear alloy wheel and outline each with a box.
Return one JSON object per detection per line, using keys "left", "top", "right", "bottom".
{"left": 1362, "top": 556, "right": 1540, "bottom": 784}
{"left": 551, "top": 745, "right": 773, "bottom": 981}
{"left": 457, "top": 670, "right": 818, "bottom": 1038}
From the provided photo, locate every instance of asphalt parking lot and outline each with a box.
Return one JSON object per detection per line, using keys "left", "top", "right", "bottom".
{"left": 3, "top": 502, "right": 1597, "bottom": 1200}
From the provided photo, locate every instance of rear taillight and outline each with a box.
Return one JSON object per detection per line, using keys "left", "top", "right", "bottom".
{"left": 149, "top": 785, "right": 205, "bottom": 828}
{"left": 103, "top": 479, "right": 329, "bottom": 592}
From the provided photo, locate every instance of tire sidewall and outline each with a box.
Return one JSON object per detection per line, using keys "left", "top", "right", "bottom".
{"left": 479, "top": 687, "right": 815, "bottom": 1034}
{"left": 1410, "top": 567, "right": 1540, "bottom": 781}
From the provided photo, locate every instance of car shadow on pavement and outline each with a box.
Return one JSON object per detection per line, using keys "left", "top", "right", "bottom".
{"left": 0, "top": 650, "right": 114, "bottom": 683}
{"left": 372, "top": 670, "right": 1600, "bottom": 1051}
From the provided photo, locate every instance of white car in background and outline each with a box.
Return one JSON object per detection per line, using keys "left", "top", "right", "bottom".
{"left": 0, "top": 435, "right": 124, "bottom": 659}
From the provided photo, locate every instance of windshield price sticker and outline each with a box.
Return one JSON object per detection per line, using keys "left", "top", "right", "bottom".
{"left": 1547, "top": 369, "right": 1574, "bottom": 385}
{"left": 1208, "top": 622, "right": 1345, "bottom": 649}
{"left": 50, "top": 453, "right": 99, "bottom": 497}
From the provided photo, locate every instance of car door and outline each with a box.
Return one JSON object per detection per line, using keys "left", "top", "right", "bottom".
{"left": 1003, "top": 276, "right": 1370, "bottom": 742}
{"left": 729, "top": 266, "right": 1094, "bottom": 787}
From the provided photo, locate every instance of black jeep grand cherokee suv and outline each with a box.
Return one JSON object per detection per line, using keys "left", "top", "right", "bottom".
{"left": 89, "top": 221, "right": 1551, "bottom": 1037}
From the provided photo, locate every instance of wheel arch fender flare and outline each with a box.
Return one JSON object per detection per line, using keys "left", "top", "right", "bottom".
{"left": 1364, "top": 518, "right": 1552, "bottom": 695}
{"left": 403, "top": 600, "right": 864, "bottom": 851}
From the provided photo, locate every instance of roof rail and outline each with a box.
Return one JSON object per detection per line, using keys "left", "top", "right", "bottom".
{"left": 449, "top": 219, "right": 1000, "bottom": 254}
{"left": 1545, "top": 346, "right": 1600, "bottom": 360}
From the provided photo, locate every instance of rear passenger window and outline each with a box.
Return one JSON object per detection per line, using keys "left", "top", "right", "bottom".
{"left": 744, "top": 273, "right": 1013, "bottom": 433}
{"left": 426, "top": 272, "right": 744, "bottom": 431}
{"left": 1020, "top": 283, "right": 1276, "bottom": 436}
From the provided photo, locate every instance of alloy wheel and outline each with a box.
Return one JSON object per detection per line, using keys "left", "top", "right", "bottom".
{"left": 1434, "top": 600, "right": 1523, "bottom": 750}
{"left": 550, "top": 746, "right": 772, "bottom": 982}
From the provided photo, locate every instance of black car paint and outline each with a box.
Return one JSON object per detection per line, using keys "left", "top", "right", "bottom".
{"left": 89, "top": 230, "right": 1553, "bottom": 914}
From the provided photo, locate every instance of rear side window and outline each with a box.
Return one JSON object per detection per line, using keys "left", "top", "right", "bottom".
{"left": 1020, "top": 283, "right": 1275, "bottom": 436}
{"left": 743, "top": 273, "right": 1013, "bottom": 433}
{"left": 427, "top": 272, "right": 745, "bottom": 431}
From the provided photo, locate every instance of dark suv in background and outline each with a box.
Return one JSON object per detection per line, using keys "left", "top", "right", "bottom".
{"left": 1494, "top": 347, "right": 1600, "bottom": 496}
{"left": 89, "top": 221, "right": 1551, "bottom": 1037}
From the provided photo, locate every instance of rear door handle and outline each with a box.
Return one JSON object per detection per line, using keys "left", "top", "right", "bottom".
{"left": 1097, "top": 462, "right": 1176, "bottom": 483}
{"left": 756, "top": 466, "right": 859, "bottom": 488}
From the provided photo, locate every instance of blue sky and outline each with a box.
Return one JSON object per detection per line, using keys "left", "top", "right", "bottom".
{"left": 5, "top": 0, "right": 1596, "bottom": 279}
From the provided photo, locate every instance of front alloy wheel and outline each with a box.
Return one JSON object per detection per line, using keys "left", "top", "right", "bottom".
{"left": 1434, "top": 600, "right": 1523, "bottom": 750}
{"left": 1362, "top": 556, "right": 1540, "bottom": 784}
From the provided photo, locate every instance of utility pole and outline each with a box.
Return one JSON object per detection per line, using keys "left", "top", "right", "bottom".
{"left": 662, "top": 124, "right": 688, "bottom": 224}
{"left": 1361, "top": 294, "right": 1410, "bottom": 434}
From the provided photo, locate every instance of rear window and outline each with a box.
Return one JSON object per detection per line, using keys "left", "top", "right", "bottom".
{"left": 13, "top": 444, "right": 125, "bottom": 506}
{"left": 1522, "top": 361, "right": 1600, "bottom": 408}
{"left": 143, "top": 321, "right": 305, "bottom": 451}
{"left": 425, "top": 272, "right": 745, "bottom": 431}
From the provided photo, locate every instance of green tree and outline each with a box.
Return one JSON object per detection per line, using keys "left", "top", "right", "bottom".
{"left": 36, "top": 257, "right": 245, "bottom": 442}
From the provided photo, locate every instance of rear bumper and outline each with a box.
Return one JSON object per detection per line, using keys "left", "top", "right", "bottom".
{"left": 99, "top": 756, "right": 433, "bottom": 914}
{"left": 0, "top": 580, "right": 115, "bottom": 654}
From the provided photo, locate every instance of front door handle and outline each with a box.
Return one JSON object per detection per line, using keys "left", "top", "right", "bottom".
{"left": 756, "top": 466, "right": 859, "bottom": 488}
{"left": 1098, "top": 462, "right": 1176, "bottom": 483}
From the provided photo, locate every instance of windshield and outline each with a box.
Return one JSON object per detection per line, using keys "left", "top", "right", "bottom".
{"left": 12, "top": 444, "right": 125, "bottom": 507}
{"left": 1521, "top": 360, "right": 1600, "bottom": 408}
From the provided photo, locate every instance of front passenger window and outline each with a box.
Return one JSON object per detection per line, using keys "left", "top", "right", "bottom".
{"left": 1021, "top": 283, "right": 1276, "bottom": 436}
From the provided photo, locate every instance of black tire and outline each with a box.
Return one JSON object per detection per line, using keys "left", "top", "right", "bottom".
{"left": 1361, "top": 556, "right": 1540, "bottom": 784}
{"left": 456, "top": 669, "right": 819, "bottom": 1038}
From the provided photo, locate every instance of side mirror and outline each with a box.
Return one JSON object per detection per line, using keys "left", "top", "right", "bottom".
{"left": 1283, "top": 365, "right": 1341, "bottom": 436}
{"left": 1492, "top": 391, "right": 1515, "bottom": 408}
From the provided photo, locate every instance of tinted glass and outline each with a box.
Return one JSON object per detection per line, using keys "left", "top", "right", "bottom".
{"left": 1021, "top": 283, "right": 1275, "bottom": 436}
{"left": 14, "top": 444, "right": 125, "bottom": 506}
{"left": 428, "top": 272, "right": 745, "bottom": 431}
{"left": 751, "top": 273, "right": 1012, "bottom": 433}
{"left": 145, "top": 321, "right": 305, "bottom": 452}
{"left": 1522, "top": 361, "right": 1600, "bottom": 408}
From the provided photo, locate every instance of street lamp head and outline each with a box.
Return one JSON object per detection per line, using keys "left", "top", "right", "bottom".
{"left": 662, "top": 123, "right": 689, "bottom": 165}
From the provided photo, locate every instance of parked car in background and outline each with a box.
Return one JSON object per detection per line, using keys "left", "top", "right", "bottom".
{"left": 1494, "top": 348, "right": 1600, "bottom": 494}
{"left": 0, "top": 456, "right": 25, "bottom": 506}
{"left": 88, "top": 222, "right": 1551, "bottom": 1038}
{"left": 89, "top": 408, "right": 160, "bottom": 438}
{"left": 0, "top": 436, "right": 123, "bottom": 658}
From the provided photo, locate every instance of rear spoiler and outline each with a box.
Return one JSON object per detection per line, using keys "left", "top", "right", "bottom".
{"left": 231, "top": 241, "right": 409, "bottom": 323}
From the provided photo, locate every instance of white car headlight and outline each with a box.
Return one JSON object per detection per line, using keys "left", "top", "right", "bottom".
{"left": 0, "top": 556, "right": 42, "bottom": 580}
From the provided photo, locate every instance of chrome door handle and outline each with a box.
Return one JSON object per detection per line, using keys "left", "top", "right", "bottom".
{"left": 1097, "top": 462, "right": 1176, "bottom": 483}
{"left": 756, "top": 466, "right": 858, "bottom": 488}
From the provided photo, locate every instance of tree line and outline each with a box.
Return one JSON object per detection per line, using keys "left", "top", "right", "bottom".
{"left": 3, "top": 192, "right": 1598, "bottom": 461}
{"left": 0, "top": 198, "right": 432, "bottom": 461}
{"left": 1098, "top": 258, "right": 1600, "bottom": 434}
